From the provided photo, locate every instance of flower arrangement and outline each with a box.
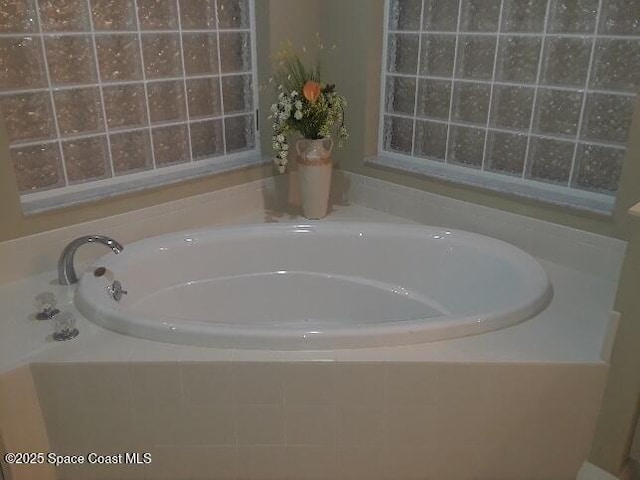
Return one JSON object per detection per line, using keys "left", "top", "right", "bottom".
{"left": 269, "top": 43, "right": 348, "bottom": 173}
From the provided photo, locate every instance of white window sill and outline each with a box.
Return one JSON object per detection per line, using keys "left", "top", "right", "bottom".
{"left": 21, "top": 153, "right": 272, "bottom": 215}
{"left": 365, "top": 154, "right": 616, "bottom": 216}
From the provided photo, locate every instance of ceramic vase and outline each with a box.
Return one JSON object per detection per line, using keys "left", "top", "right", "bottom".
{"left": 295, "top": 138, "right": 333, "bottom": 219}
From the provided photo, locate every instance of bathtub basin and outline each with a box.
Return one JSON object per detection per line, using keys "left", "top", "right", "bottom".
{"left": 75, "top": 222, "right": 552, "bottom": 349}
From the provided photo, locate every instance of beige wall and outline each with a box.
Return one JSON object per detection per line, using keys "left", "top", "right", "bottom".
{"left": 589, "top": 98, "right": 640, "bottom": 474}
{"left": 0, "top": 0, "right": 326, "bottom": 243}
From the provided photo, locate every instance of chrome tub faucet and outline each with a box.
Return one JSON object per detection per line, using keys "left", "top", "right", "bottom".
{"left": 58, "top": 235, "right": 123, "bottom": 285}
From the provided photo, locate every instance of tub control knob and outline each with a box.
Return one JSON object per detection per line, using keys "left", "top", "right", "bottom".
{"left": 34, "top": 292, "right": 60, "bottom": 320}
{"left": 52, "top": 311, "right": 79, "bottom": 341}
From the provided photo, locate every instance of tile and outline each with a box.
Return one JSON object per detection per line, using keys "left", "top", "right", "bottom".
{"left": 490, "top": 84, "right": 534, "bottom": 131}
{"left": 142, "top": 33, "right": 182, "bottom": 79}
{"left": 387, "top": 33, "right": 419, "bottom": 75}
{"left": 502, "top": 0, "right": 548, "bottom": 32}
{"left": 38, "top": 0, "right": 90, "bottom": 31}
{"left": 222, "top": 74, "right": 253, "bottom": 114}
{"left": 581, "top": 93, "right": 635, "bottom": 144}
{"left": 45, "top": 35, "right": 97, "bottom": 86}
{"left": 573, "top": 143, "right": 625, "bottom": 193}
{"left": 285, "top": 446, "right": 337, "bottom": 480}
{"left": 533, "top": 88, "right": 583, "bottom": 136}
{"left": 219, "top": 31, "right": 252, "bottom": 73}
{"left": 180, "top": 363, "right": 234, "bottom": 405}
{"left": 335, "top": 364, "right": 385, "bottom": 406}
{"left": 182, "top": 33, "right": 218, "bottom": 76}
{"left": 383, "top": 406, "right": 437, "bottom": 447}
{"left": 414, "top": 120, "right": 447, "bottom": 161}
{"left": 103, "top": 83, "right": 148, "bottom": 129}
{"left": 190, "top": 119, "right": 224, "bottom": 159}
{"left": 0, "top": 0, "right": 37, "bottom": 32}
{"left": 451, "top": 81, "right": 491, "bottom": 125}
{"left": 383, "top": 115, "right": 414, "bottom": 154}
{"left": 527, "top": 136, "right": 574, "bottom": 184}
{"left": 237, "top": 405, "right": 285, "bottom": 444}
{"left": 137, "top": 0, "right": 178, "bottom": 30}
{"left": 460, "top": 0, "right": 500, "bottom": 31}
{"left": 10, "top": 143, "right": 64, "bottom": 192}
{"left": 180, "top": 406, "right": 236, "bottom": 445}
{"left": 217, "top": 0, "right": 250, "bottom": 29}
{"left": 447, "top": 125, "right": 485, "bottom": 167}
{"left": 0, "top": 36, "right": 46, "bottom": 90}
{"left": 486, "top": 130, "right": 528, "bottom": 175}
{"left": 283, "top": 363, "right": 336, "bottom": 406}
{"left": 225, "top": 115, "right": 255, "bottom": 153}
{"left": 599, "top": 0, "right": 640, "bottom": 35}
{"left": 419, "top": 34, "right": 455, "bottom": 76}
{"left": 147, "top": 79, "right": 186, "bottom": 123}
{"left": 386, "top": 364, "right": 439, "bottom": 405}
{"left": 389, "top": 0, "right": 422, "bottom": 30}
{"left": 237, "top": 446, "right": 286, "bottom": 480}
{"left": 423, "top": 0, "right": 459, "bottom": 31}
{"left": 541, "top": 37, "right": 592, "bottom": 87}
{"left": 496, "top": 36, "right": 542, "bottom": 83}
{"left": 0, "top": 92, "right": 55, "bottom": 144}
{"left": 91, "top": 0, "right": 136, "bottom": 30}
{"left": 337, "top": 447, "right": 384, "bottom": 479}
{"left": 416, "top": 78, "right": 451, "bottom": 119}
{"left": 285, "top": 406, "right": 336, "bottom": 445}
{"left": 110, "top": 130, "right": 153, "bottom": 174}
{"left": 187, "top": 77, "right": 222, "bottom": 118}
{"left": 456, "top": 35, "right": 496, "bottom": 80}
{"left": 385, "top": 75, "right": 416, "bottom": 115}
{"left": 53, "top": 87, "right": 104, "bottom": 136}
{"left": 153, "top": 124, "right": 190, "bottom": 166}
{"left": 62, "top": 135, "right": 111, "bottom": 184}
{"left": 548, "top": 0, "right": 598, "bottom": 33}
{"left": 95, "top": 34, "right": 142, "bottom": 81}
{"left": 591, "top": 39, "right": 640, "bottom": 93}
{"left": 337, "top": 407, "right": 384, "bottom": 446}
{"left": 179, "top": 0, "right": 216, "bottom": 29}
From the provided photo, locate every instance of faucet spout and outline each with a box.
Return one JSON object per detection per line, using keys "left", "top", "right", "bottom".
{"left": 58, "top": 235, "right": 123, "bottom": 285}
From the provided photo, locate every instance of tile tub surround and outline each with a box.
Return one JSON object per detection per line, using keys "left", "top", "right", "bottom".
{"left": 0, "top": 171, "right": 622, "bottom": 479}
{"left": 22, "top": 361, "right": 606, "bottom": 480}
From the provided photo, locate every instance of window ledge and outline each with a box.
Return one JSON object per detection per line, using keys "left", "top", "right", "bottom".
{"left": 365, "top": 154, "right": 615, "bottom": 217}
{"left": 21, "top": 153, "right": 272, "bottom": 215}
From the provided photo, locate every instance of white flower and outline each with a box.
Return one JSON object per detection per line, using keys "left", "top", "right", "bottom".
{"left": 277, "top": 134, "right": 285, "bottom": 143}
{"left": 280, "top": 150, "right": 288, "bottom": 159}
{"left": 282, "top": 143, "right": 289, "bottom": 151}
{"left": 270, "top": 103, "right": 278, "bottom": 114}
{"left": 295, "top": 100, "right": 303, "bottom": 110}
{"left": 291, "top": 91, "right": 298, "bottom": 97}
{"left": 273, "top": 142, "right": 279, "bottom": 150}
{"left": 294, "top": 110, "right": 303, "bottom": 120}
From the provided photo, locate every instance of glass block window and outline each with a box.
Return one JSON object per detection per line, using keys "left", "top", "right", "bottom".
{"left": 0, "top": 0, "right": 257, "bottom": 197}
{"left": 381, "top": 0, "right": 639, "bottom": 198}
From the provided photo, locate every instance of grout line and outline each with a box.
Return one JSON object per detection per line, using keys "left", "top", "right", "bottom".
{"left": 0, "top": 28, "right": 251, "bottom": 37}
{"left": 32, "top": 7, "right": 68, "bottom": 187}
{"left": 382, "top": 112, "right": 627, "bottom": 149}
{"left": 132, "top": 0, "right": 157, "bottom": 170}
{"left": 481, "top": 0, "right": 506, "bottom": 171}
{"left": 371, "top": 73, "right": 637, "bottom": 96}
{"left": 86, "top": 0, "right": 115, "bottom": 178}
{"left": 410, "top": 0, "right": 426, "bottom": 156}
{"left": 522, "top": 0, "right": 553, "bottom": 180}
{"left": 444, "top": 0, "right": 464, "bottom": 164}
{"left": 383, "top": 30, "right": 640, "bottom": 40}
{"left": 569, "top": 0, "right": 605, "bottom": 187}
{"left": 214, "top": 0, "right": 227, "bottom": 155}
{"left": 175, "top": 0, "right": 194, "bottom": 163}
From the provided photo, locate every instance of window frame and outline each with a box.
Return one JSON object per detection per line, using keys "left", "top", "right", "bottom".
{"left": 2, "top": 0, "right": 264, "bottom": 214}
{"left": 375, "top": 0, "right": 634, "bottom": 215}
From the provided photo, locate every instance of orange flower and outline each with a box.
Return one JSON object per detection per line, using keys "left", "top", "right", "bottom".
{"left": 303, "top": 81, "right": 322, "bottom": 103}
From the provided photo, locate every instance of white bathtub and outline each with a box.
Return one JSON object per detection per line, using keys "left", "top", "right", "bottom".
{"left": 75, "top": 222, "right": 552, "bottom": 349}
